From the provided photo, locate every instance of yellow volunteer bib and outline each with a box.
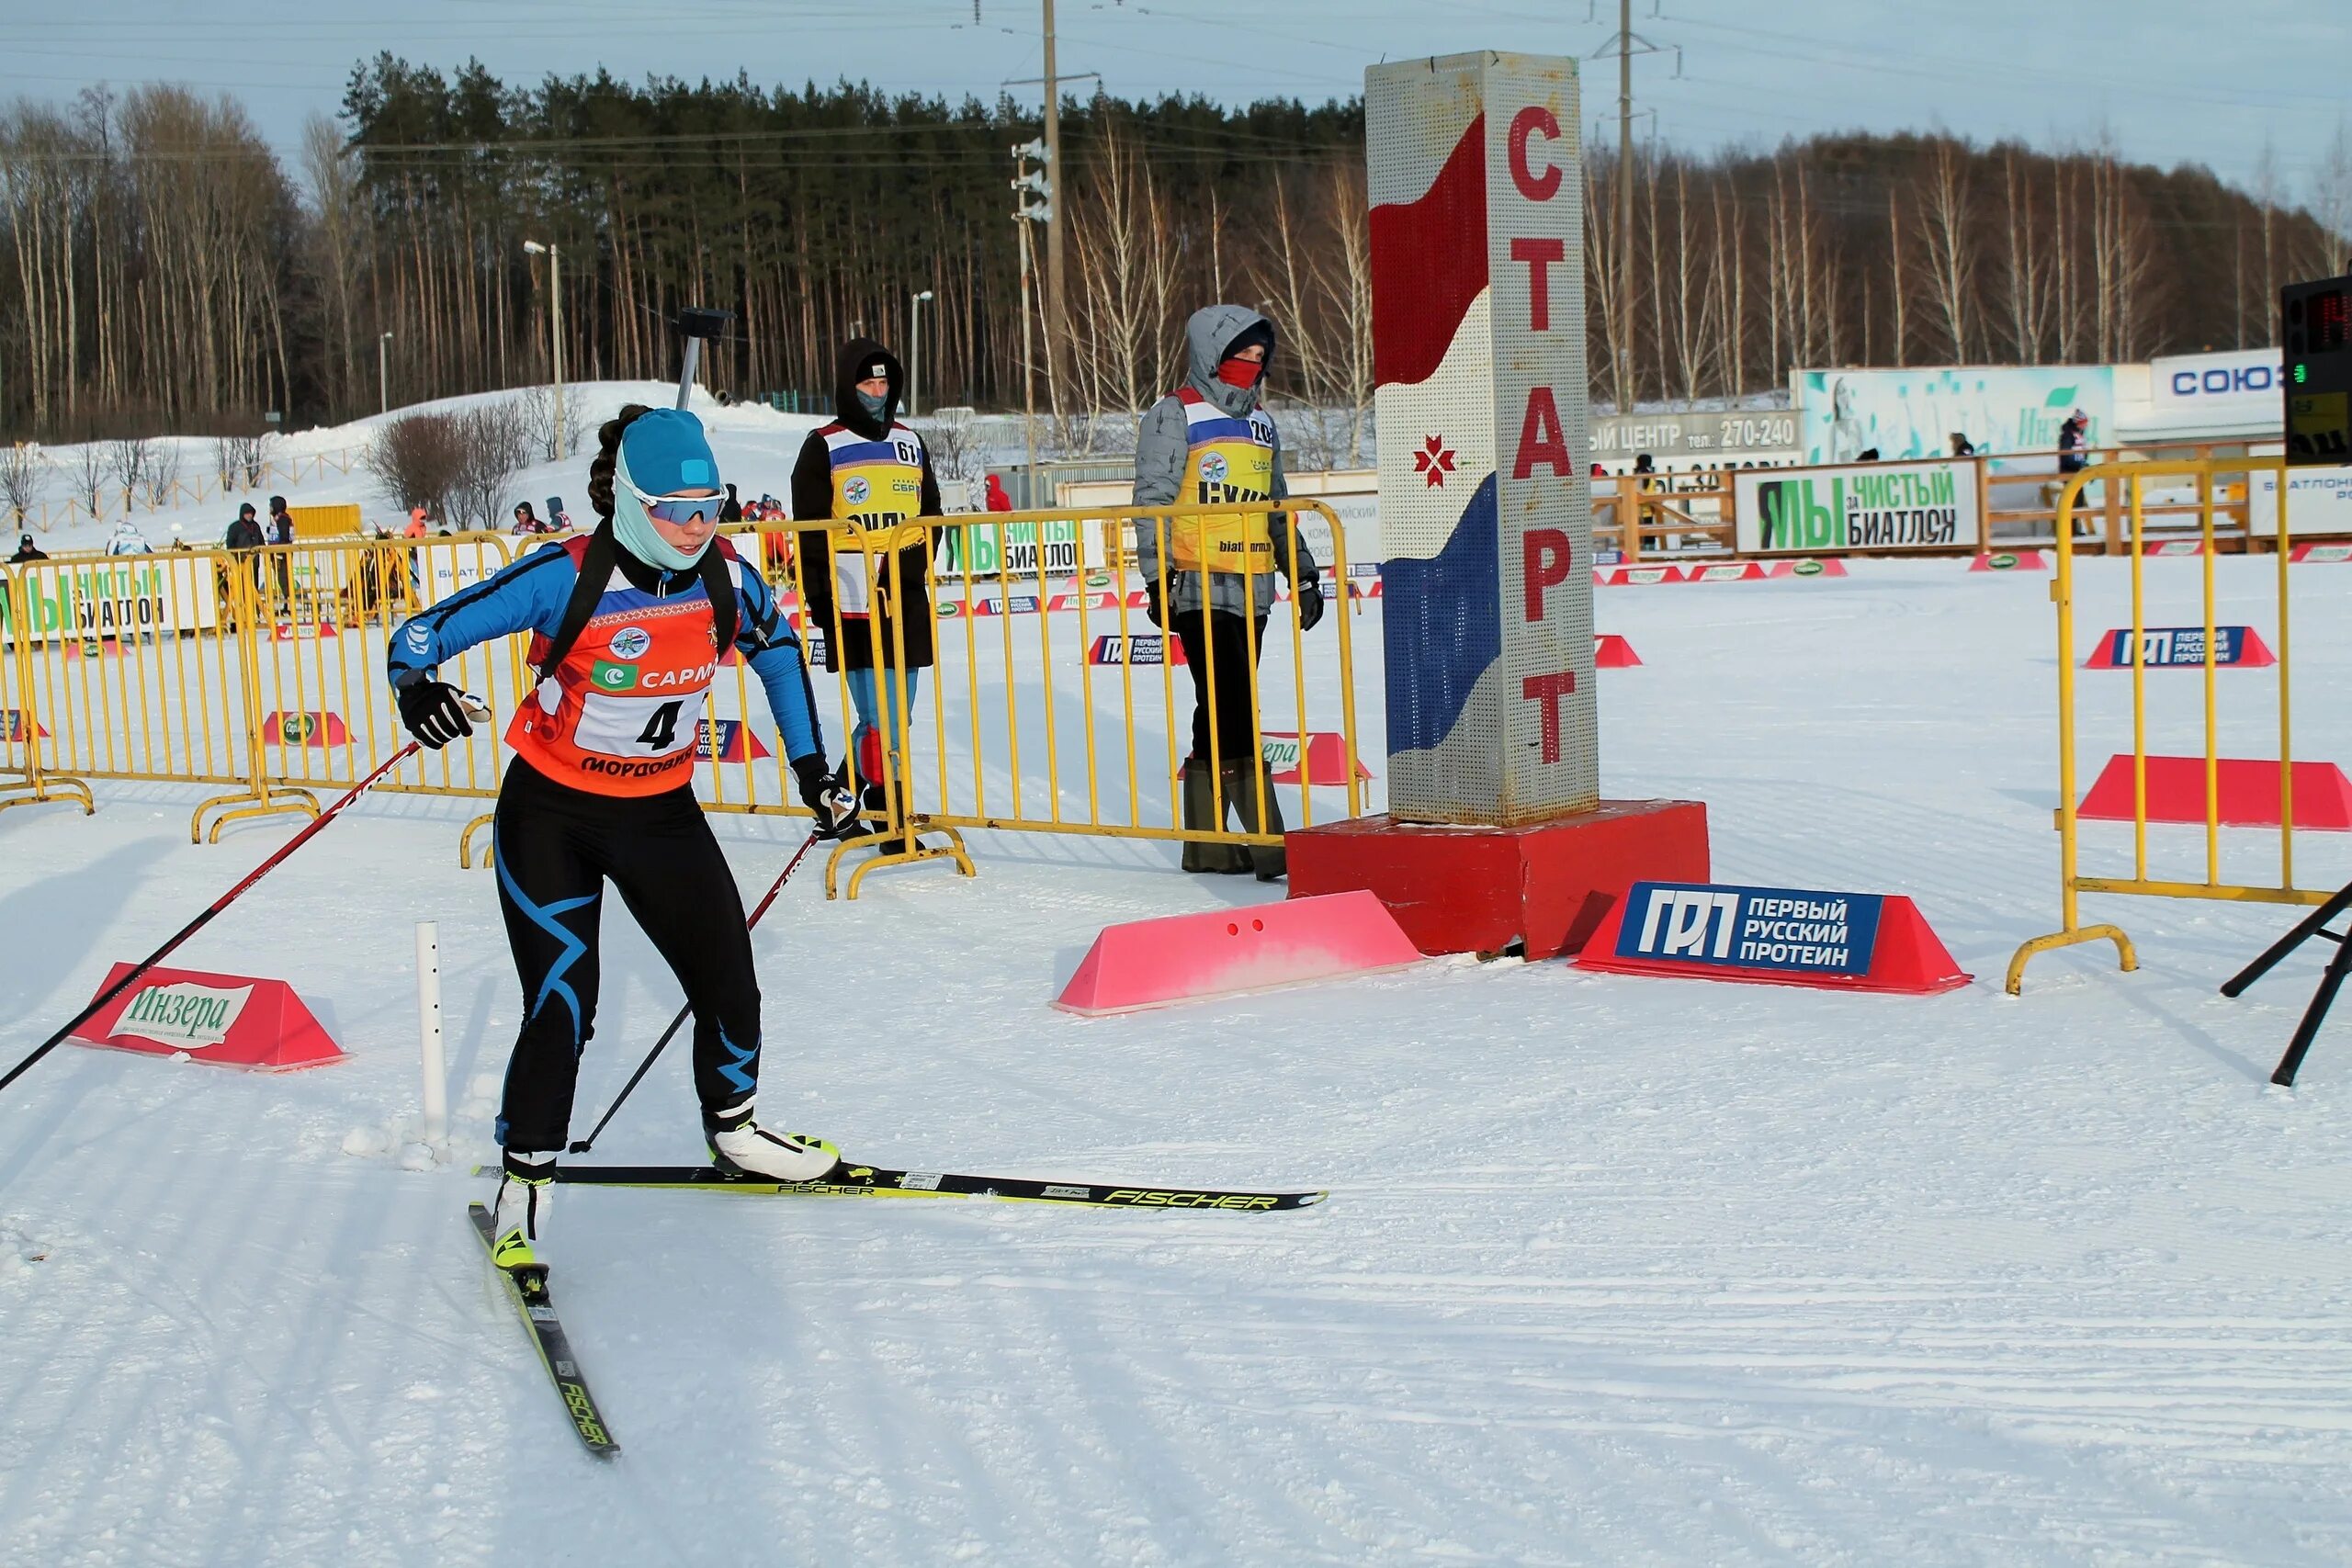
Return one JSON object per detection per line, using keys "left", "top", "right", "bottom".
{"left": 1170, "top": 389, "right": 1275, "bottom": 573}
{"left": 822, "top": 424, "right": 926, "bottom": 614}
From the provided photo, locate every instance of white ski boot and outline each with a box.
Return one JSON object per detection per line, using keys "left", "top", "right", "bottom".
{"left": 705, "top": 1103, "right": 840, "bottom": 1182}
{"left": 492, "top": 1149, "right": 556, "bottom": 1270}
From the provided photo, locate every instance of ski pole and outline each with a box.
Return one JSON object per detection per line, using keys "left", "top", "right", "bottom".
{"left": 569, "top": 829, "right": 822, "bottom": 1155}
{"left": 0, "top": 706, "right": 481, "bottom": 1101}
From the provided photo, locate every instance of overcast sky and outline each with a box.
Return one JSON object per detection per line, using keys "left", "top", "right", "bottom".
{"left": 6, "top": 0, "right": 2348, "bottom": 199}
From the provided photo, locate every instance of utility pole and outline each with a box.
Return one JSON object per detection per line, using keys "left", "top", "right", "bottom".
{"left": 1619, "top": 0, "right": 1633, "bottom": 417}
{"left": 1589, "top": 4, "right": 1679, "bottom": 415}
{"left": 1042, "top": 0, "right": 1066, "bottom": 378}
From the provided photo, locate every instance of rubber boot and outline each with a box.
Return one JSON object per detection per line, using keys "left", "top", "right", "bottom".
{"left": 1221, "top": 760, "right": 1287, "bottom": 881}
{"left": 1181, "top": 758, "right": 1251, "bottom": 874}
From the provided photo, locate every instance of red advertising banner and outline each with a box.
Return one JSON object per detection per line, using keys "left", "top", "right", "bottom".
{"left": 70, "top": 964, "right": 345, "bottom": 1071}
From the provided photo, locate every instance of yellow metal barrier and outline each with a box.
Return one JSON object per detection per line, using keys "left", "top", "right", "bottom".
{"left": 2, "top": 508, "right": 1365, "bottom": 899}
{"left": 0, "top": 560, "right": 96, "bottom": 818}
{"left": 2007, "top": 456, "right": 2333, "bottom": 993}
{"left": 706, "top": 501, "right": 1363, "bottom": 898}
{"left": 288, "top": 503, "right": 364, "bottom": 539}
{"left": 1, "top": 536, "right": 526, "bottom": 842}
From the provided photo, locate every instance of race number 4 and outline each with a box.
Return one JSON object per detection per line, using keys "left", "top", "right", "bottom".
{"left": 637, "top": 701, "right": 682, "bottom": 751}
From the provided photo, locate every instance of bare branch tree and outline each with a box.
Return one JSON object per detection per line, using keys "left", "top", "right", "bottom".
{"left": 72, "top": 441, "right": 108, "bottom": 520}
{"left": 447, "top": 398, "right": 536, "bottom": 530}
{"left": 106, "top": 435, "right": 153, "bottom": 512}
{"left": 143, "top": 440, "right": 182, "bottom": 507}
{"left": 0, "top": 444, "right": 46, "bottom": 531}
{"left": 364, "top": 412, "right": 466, "bottom": 521}
{"left": 1919, "top": 138, "right": 1977, "bottom": 363}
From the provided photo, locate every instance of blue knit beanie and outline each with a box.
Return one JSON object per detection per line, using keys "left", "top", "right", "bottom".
{"left": 618, "top": 409, "right": 720, "bottom": 494}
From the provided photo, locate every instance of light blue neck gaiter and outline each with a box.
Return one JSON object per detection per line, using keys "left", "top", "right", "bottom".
{"left": 612, "top": 448, "right": 713, "bottom": 573}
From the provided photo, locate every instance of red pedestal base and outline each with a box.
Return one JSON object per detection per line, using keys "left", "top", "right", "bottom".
{"left": 1285, "top": 801, "right": 1712, "bottom": 960}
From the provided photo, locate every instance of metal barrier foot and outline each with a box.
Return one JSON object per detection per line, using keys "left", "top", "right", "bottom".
{"left": 825, "top": 819, "right": 975, "bottom": 901}
{"left": 193, "top": 785, "right": 321, "bottom": 844}
{"left": 2005, "top": 924, "right": 2139, "bottom": 996}
{"left": 459, "top": 812, "right": 496, "bottom": 869}
{"left": 0, "top": 774, "right": 95, "bottom": 818}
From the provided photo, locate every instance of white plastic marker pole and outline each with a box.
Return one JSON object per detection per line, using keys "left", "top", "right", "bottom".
{"left": 416, "top": 921, "right": 447, "bottom": 1143}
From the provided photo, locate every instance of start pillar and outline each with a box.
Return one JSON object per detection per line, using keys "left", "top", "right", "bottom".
{"left": 1288, "top": 51, "right": 1709, "bottom": 955}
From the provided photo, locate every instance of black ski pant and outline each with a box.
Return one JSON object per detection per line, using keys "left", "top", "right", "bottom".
{"left": 492, "top": 760, "right": 762, "bottom": 1153}
{"left": 1170, "top": 608, "right": 1266, "bottom": 768}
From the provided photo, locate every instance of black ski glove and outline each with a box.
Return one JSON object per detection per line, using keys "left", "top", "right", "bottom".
{"left": 1294, "top": 580, "right": 1326, "bottom": 634}
{"left": 396, "top": 678, "right": 474, "bottom": 749}
{"left": 1143, "top": 581, "right": 1162, "bottom": 628}
{"left": 792, "top": 754, "right": 857, "bottom": 839}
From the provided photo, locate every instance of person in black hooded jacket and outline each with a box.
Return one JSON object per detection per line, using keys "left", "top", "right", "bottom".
{"left": 792, "top": 337, "right": 943, "bottom": 819}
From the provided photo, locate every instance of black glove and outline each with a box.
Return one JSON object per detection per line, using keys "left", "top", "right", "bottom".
{"left": 792, "top": 754, "right": 857, "bottom": 839}
{"left": 396, "top": 679, "right": 473, "bottom": 749}
{"left": 1143, "top": 581, "right": 1162, "bottom": 628}
{"left": 1294, "top": 580, "right": 1326, "bottom": 634}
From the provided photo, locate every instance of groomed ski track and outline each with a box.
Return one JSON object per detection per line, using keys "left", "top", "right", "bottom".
{"left": 5, "top": 560, "right": 2352, "bottom": 1564}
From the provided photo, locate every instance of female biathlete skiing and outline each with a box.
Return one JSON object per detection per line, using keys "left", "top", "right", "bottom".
{"left": 387, "top": 405, "right": 855, "bottom": 1268}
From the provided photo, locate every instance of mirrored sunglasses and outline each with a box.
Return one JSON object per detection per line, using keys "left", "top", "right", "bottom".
{"left": 625, "top": 480, "right": 721, "bottom": 525}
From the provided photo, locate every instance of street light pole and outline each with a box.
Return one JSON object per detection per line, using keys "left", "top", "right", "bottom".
{"left": 524, "top": 241, "right": 565, "bottom": 459}
{"left": 378, "top": 333, "right": 392, "bottom": 415}
{"left": 909, "top": 288, "right": 935, "bottom": 420}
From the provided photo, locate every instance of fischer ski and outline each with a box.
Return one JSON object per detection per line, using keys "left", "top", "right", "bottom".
{"left": 468, "top": 1203, "right": 620, "bottom": 1458}
{"left": 548, "top": 1158, "right": 1325, "bottom": 1212}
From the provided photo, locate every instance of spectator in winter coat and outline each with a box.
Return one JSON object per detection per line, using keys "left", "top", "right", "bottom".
{"left": 1131, "top": 303, "right": 1321, "bottom": 880}
{"left": 794, "top": 336, "right": 942, "bottom": 825}
{"left": 544, "top": 496, "right": 571, "bottom": 532}
{"left": 10, "top": 533, "right": 47, "bottom": 563}
{"left": 1949, "top": 433, "right": 1976, "bottom": 457}
{"left": 403, "top": 507, "right": 430, "bottom": 538}
{"left": 511, "top": 502, "right": 552, "bottom": 536}
{"left": 2057, "top": 411, "right": 2090, "bottom": 474}
{"left": 224, "top": 502, "right": 265, "bottom": 551}
{"left": 106, "top": 519, "right": 153, "bottom": 555}
{"left": 721, "top": 483, "right": 744, "bottom": 524}
{"left": 223, "top": 502, "right": 268, "bottom": 605}
{"left": 983, "top": 472, "right": 1014, "bottom": 513}
{"left": 264, "top": 493, "right": 295, "bottom": 615}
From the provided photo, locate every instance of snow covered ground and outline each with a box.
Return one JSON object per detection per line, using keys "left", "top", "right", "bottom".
{"left": 6, "top": 558, "right": 2352, "bottom": 1565}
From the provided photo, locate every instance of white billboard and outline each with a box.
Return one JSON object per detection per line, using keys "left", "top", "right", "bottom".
{"left": 2249, "top": 463, "right": 2352, "bottom": 539}
{"left": 2151, "top": 349, "right": 2282, "bottom": 415}
{"left": 0, "top": 554, "right": 223, "bottom": 648}
{"left": 1799, "top": 366, "right": 2113, "bottom": 464}
{"left": 1734, "top": 460, "right": 1982, "bottom": 554}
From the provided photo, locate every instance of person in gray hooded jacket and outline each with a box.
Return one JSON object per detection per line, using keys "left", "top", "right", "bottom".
{"left": 1132, "top": 304, "right": 1323, "bottom": 878}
